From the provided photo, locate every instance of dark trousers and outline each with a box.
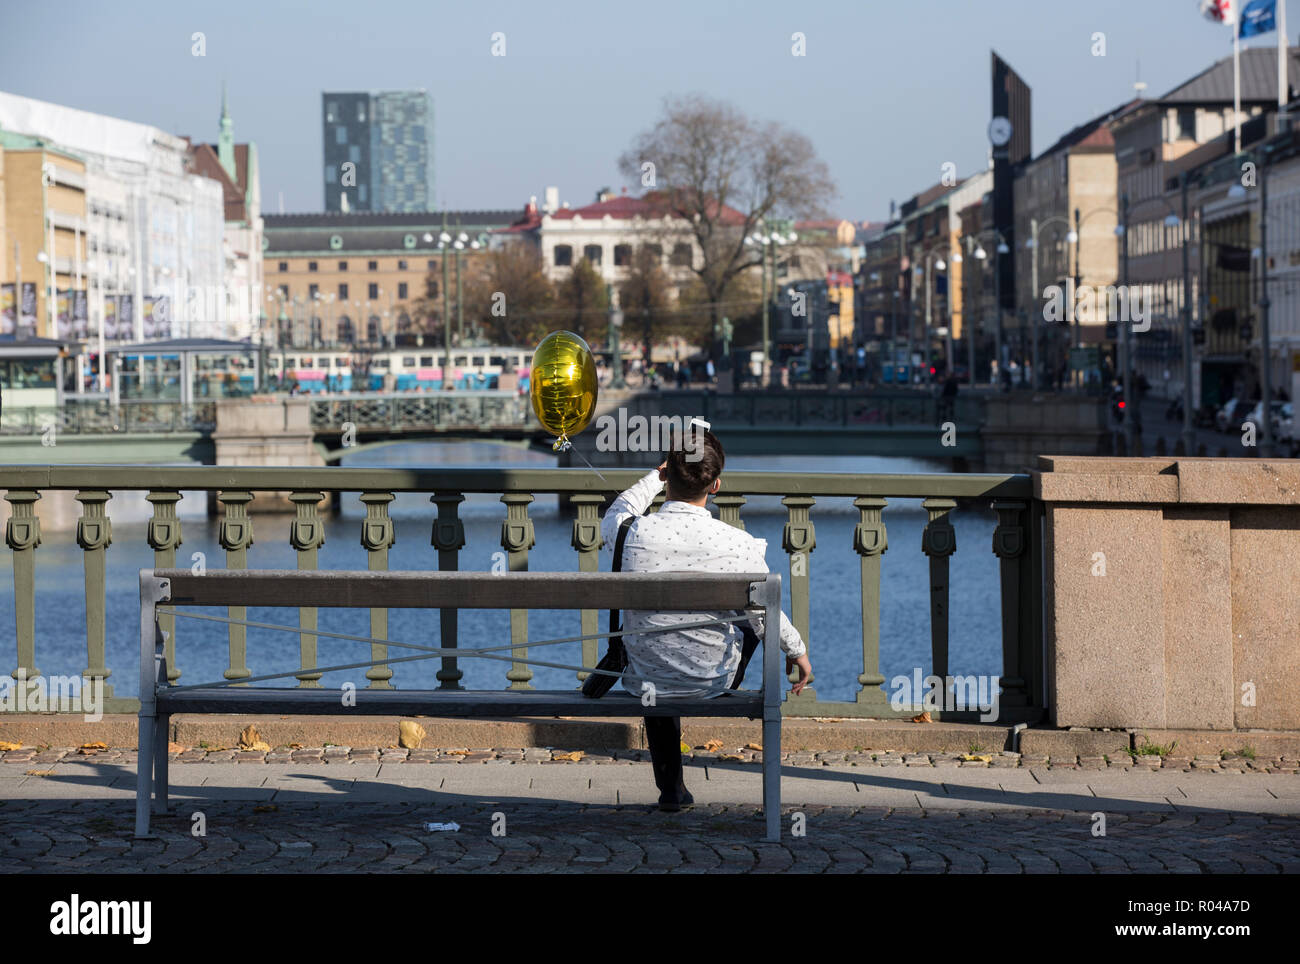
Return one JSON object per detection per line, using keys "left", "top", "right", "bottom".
{"left": 643, "top": 626, "right": 761, "bottom": 795}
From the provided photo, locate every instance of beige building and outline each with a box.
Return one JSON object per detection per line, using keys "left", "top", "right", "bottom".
{"left": 1, "top": 129, "right": 87, "bottom": 340}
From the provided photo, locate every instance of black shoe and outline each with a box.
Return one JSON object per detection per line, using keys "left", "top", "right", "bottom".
{"left": 657, "top": 786, "right": 694, "bottom": 812}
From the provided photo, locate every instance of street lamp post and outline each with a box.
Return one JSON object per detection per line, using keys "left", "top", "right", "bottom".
{"left": 608, "top": 283, "right": 626, "bottom": 389}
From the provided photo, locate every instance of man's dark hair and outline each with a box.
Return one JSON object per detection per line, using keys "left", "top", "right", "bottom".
{"left": 665, "top": 428, "right": 725, "bottom": 500}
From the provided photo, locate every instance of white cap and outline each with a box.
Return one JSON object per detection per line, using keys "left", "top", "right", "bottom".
{"left": 690, "top": 417, "right": 711, "bottom": 432}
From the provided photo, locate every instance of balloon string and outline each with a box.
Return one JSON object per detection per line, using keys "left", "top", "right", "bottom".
{"left": 551, "top": 435, "right": 607, "bottom": 482}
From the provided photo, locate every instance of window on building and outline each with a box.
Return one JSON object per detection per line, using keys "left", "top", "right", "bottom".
{"left": 368, "top": 260, "right": 378, "bottom": 271}
{"left": 358, "top": 185, "right": 367, "bottom": 203}
{"left": 338, "top": 260, "right": 348, "bottom": 270}
{"left": 427, "top": 280, "right": 439, "bottom": 298}
{"left": 645, "top": 244, "right": 663, "bottom": 260}
{"left": 583, "top": 245, "right": 603, "bottom": 265}
{"left": 338, "top": 283, "right": 348, "bottom": 300}
{"left": 671, "top": 243, "right": 692, "bottom": 267}
{"left": 358, "top": 102, "right": 366, "bottom": 122}
{"left": 398, "top": 282, "right": 408, "bottom": 299}
{"left": 1177, "top": 107, "right": 1196, "bottom": 141}
{"left": 554, "top": 245, "right": 573, "bottom": 267}
{"left": 326, "top": 102, "right": 337, "bottom": 123}
{"left": 279, "top": 261, "right": 288, "bottom": 272}
{"left": 368, "top": 283, "right": 379, "bottom": 299}
{"left": 278, "top": 284, "right": 289, "bottom": 298}
{"left": 398, "top": 260, "right": 408, "bottom": 270}
{"left": 308, "top": 261, "right": 318, "bottom": 272}
{"left": 614, "top": 244, "right": 632, "bottom": 266}
{"left": 335, "top": 126, "right": 348, "bottom": 145}
{"left": 309, "top": 283, "right": 319, "bottom": 299}
{"left": 427, "top": 259, "right": 436, "bottom": 270}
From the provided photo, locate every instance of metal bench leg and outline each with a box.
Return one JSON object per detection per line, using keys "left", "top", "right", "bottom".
{"left": 763, "top": 713, "right": 781, "bottom": 843}
{"left": 135, "top": 707, "right": 155, "bottom": 838}
{"left": 153, "top": 714, "right": 169, "bottom": 814}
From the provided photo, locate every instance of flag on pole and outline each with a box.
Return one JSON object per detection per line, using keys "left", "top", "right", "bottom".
{"left": 1200, "top": 0, "right": 1238, "bottom": 23}
{"left": 1238, "top": 0, "right": 1277, "bottom": 37}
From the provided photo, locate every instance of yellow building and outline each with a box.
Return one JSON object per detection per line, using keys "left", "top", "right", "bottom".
{"left": 1, "top": 128, "right": 87, "bottom": 339}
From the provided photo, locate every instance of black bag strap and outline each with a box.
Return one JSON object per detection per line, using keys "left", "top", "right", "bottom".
{"left": 608, "top": 513, "right": 638, "bottom": 644}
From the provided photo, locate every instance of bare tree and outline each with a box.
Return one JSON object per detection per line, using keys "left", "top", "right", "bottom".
{"left": 620, "top": 244, "right": 673, "bottom": 365}
{"left": 618, "top": 94, "right": 836, "bottom": 359}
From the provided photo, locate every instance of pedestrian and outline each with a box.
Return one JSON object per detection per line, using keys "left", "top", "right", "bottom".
{"left": 597, "top": 430, "right": 810, "bottom": 811}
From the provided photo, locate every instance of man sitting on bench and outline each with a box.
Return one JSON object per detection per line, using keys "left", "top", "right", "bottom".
{"left": 601, "top": 425, "right": 812, "bottom": 812}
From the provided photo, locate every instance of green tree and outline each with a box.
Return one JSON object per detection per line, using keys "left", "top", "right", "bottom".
{"left": 555, "top": 257, "right": 609, "bottom": 343}
{"left": 456, "top": 243, "right": 555, "bottom": 346}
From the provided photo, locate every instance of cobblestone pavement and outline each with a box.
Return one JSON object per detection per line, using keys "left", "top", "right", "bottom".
{"left": 4, "top": 799, "right": 1299, "bottom": 873}
{"left": 4, "top": 745, "right": 1298, "bottom": 771}
{"left": 3, "top": 744, "right": 1300, "bottom": 873}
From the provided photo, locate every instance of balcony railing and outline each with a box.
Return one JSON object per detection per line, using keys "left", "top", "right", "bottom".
{"left": 0, "top": 467, "right": 1043, "bottom": 721}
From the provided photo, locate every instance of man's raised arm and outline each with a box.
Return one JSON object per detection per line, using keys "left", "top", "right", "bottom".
{"left": 600, "top": 467, "right": 664, "bottom": 557}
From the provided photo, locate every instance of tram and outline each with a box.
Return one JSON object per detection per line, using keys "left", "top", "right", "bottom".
{"left": 266, "top": 346, "right": 533, "bottom": 393}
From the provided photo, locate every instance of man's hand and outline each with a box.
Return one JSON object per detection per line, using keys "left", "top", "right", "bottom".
{"left": 786, "top": 654, "right": 812, "bottom": 695}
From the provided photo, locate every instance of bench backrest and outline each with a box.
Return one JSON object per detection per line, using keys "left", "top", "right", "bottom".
{"left": 138, "top": 569, "right": 784, "bottom": 709}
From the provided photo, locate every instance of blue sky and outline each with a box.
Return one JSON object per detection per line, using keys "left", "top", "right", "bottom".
{"left": 0, "top": 0, "right": 1291, "bottom": 220}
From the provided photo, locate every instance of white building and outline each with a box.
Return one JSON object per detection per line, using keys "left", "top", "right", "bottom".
{"left": 0, "top": 90, "right": 228, "bottom": 346}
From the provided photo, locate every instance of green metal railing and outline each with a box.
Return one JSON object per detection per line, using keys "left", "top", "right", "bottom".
{"left": 0, "top": 466, "right": 1043, "bottom": 720}
{"left": 0, "top": 401, "right": 217, "bottom": 436}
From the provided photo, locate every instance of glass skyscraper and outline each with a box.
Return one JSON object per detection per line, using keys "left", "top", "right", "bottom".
{"left": 322, "top": 90, "right": 434, "bottom": 213}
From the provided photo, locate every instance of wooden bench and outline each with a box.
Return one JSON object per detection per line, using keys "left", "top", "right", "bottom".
{"left": 136, "top": 568, "right": 785, "bottom": 841}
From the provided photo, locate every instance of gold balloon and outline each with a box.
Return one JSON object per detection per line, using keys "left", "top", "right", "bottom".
{"left": 529, "top": 330, "right": 598, "bottom": 444}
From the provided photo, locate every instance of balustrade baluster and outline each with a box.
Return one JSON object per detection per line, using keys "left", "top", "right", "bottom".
{"left": 289, "top": 491, "right": 325, "bottom": 686}
{"left": 360, "top": 492, "right": 396, "bottom": 688}
{"left": 75, "top": 490, "right": 114, "bottom": 701}
{"left": 500, "top": 492, "right": 536, "bottom": 689}
{"left": 992, "top": 500, "right": 1029, "bottom": 714}
{"left": 218, "top": 491, "right": 254, "bottom": 683}
{"left": 781, "top": 496, "right": 817, "bottom": 701}
{"left": 431, "top": 492, "right": 466, "bottom": 688}
{"left": 921, "top": 497, "right": 957, "bottom": 701}
{"left": 5, "top": 489, "right": 42, "bottom": 683}
{"left": 569, "top": 493, "right": 605, "bottom": 680}
{"left": 852, "top": 497, "right": 891, "bottom": 711}
{"left": 146, "top": 491, "right": 183, "bottom": 682}
{"left": 713, "top": 493, "right": 746, "bottom": 530}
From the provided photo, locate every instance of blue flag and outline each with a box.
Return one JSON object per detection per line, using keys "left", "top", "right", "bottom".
{"left": 1239, "top": 0, "right": 1277, "bottom": 37}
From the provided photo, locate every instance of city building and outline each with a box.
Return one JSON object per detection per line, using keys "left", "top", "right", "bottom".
{"left": 322, "top": 91, "right": 434, "bottom": 213}
{"left": 1108, "top": 46, "right": 1299, "bottom": 397}
{"left": 185, "top": 87, "right": 264, "bottom": 341}
{"left": 0, "top": 91, "right": 227, "bottom": 357}
{"left": 263, "top": 209, "right": 516, "bottom": 346}
{"left": 1012, "top": 100, "right": 1139, "bottom": 385}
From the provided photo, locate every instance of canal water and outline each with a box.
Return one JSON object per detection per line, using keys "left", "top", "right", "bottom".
{"left": 4, "top": 443, "right": 1005, "bottom": 704}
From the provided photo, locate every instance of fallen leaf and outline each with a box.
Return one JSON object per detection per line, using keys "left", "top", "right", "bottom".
{"left": 0, "top": 741, "right": 23, "bottom": 751}
{"left": 80, "top": 741, "right": 108, "bottom": 751}
{"left": 25, "top": 769, "right": 56, "bottom": 776}
{"left": 911, "top": 712, "right": 933, "bottom": 724}
{"left": 398, "top": 720, "right": 426, "bottom": 749}
{"left": 960, "top": 754, "right": 993, "bottom": 763}
{"left": 167, "top": 742, "right": 187, "bottom": 753}
{"left": 445, "top": 748, "right": 470, "bottom": 757}
{"left": 679, "top": 741, "right": 691, "bottom": 754}
{"left": 745, "top": 742, "right": 763, "bottom": 751}
{"left": 702, "top": 739, "right": 725, "bottom": 752}
{"left": 553, "top": 750, "right": 585, "bottom": 761}
{"left": 289, "top": 743, "right": 303, "bottom": 749}
{"left": 238, "top": 725, "right": 271, "bottom": 752}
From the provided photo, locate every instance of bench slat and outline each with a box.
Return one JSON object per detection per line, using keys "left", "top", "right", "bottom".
{"left": 153, "top": 569, "right": 766, "bottom": 612}
{"left": 155, "top": 687, "right": 764, "bottom": 718}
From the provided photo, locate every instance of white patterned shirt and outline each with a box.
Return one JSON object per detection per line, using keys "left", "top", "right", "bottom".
{"left": 601, "top": 469, "right": 806, "bottom": 698}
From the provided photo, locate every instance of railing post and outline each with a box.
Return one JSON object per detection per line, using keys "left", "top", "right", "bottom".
{"left": 852, "top": 497, "right": 891, "bottom": 711}
{"left": 146, "top": 490, "right": 183, "bottom": 683}
{"left": 218, "top": 491, "right": 254, "bottom": 683}
{"left": 992, "top": 499, "right": 1030, "bottom": 713}
{"left": 781, "top": 496, "right": 817, "bottom": 702}
{"left": 5, "top": 489, "right": 42, "bottom": 683}
{"left": 713, "top": 493, "right": 746, "bottom": 530}
{"left": 75, "top": 490, "right": 114, "bottom": 701}
{"left": 921, "top": 497, "right": 957, "bottom": 694}
{"left": 360, "top": 491, "right": 396, "bottom": 688}
{"left": 569, "top": 493, "right": 605, "bottom": 681}
{"left": 289, "top": 491, "right": 326, "bottom": 687}
{"left": 431, "top": 492, "right": 466, "bottom": 689}
{"left": 500, "top": 492, "right": 536, "bottom": 689}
